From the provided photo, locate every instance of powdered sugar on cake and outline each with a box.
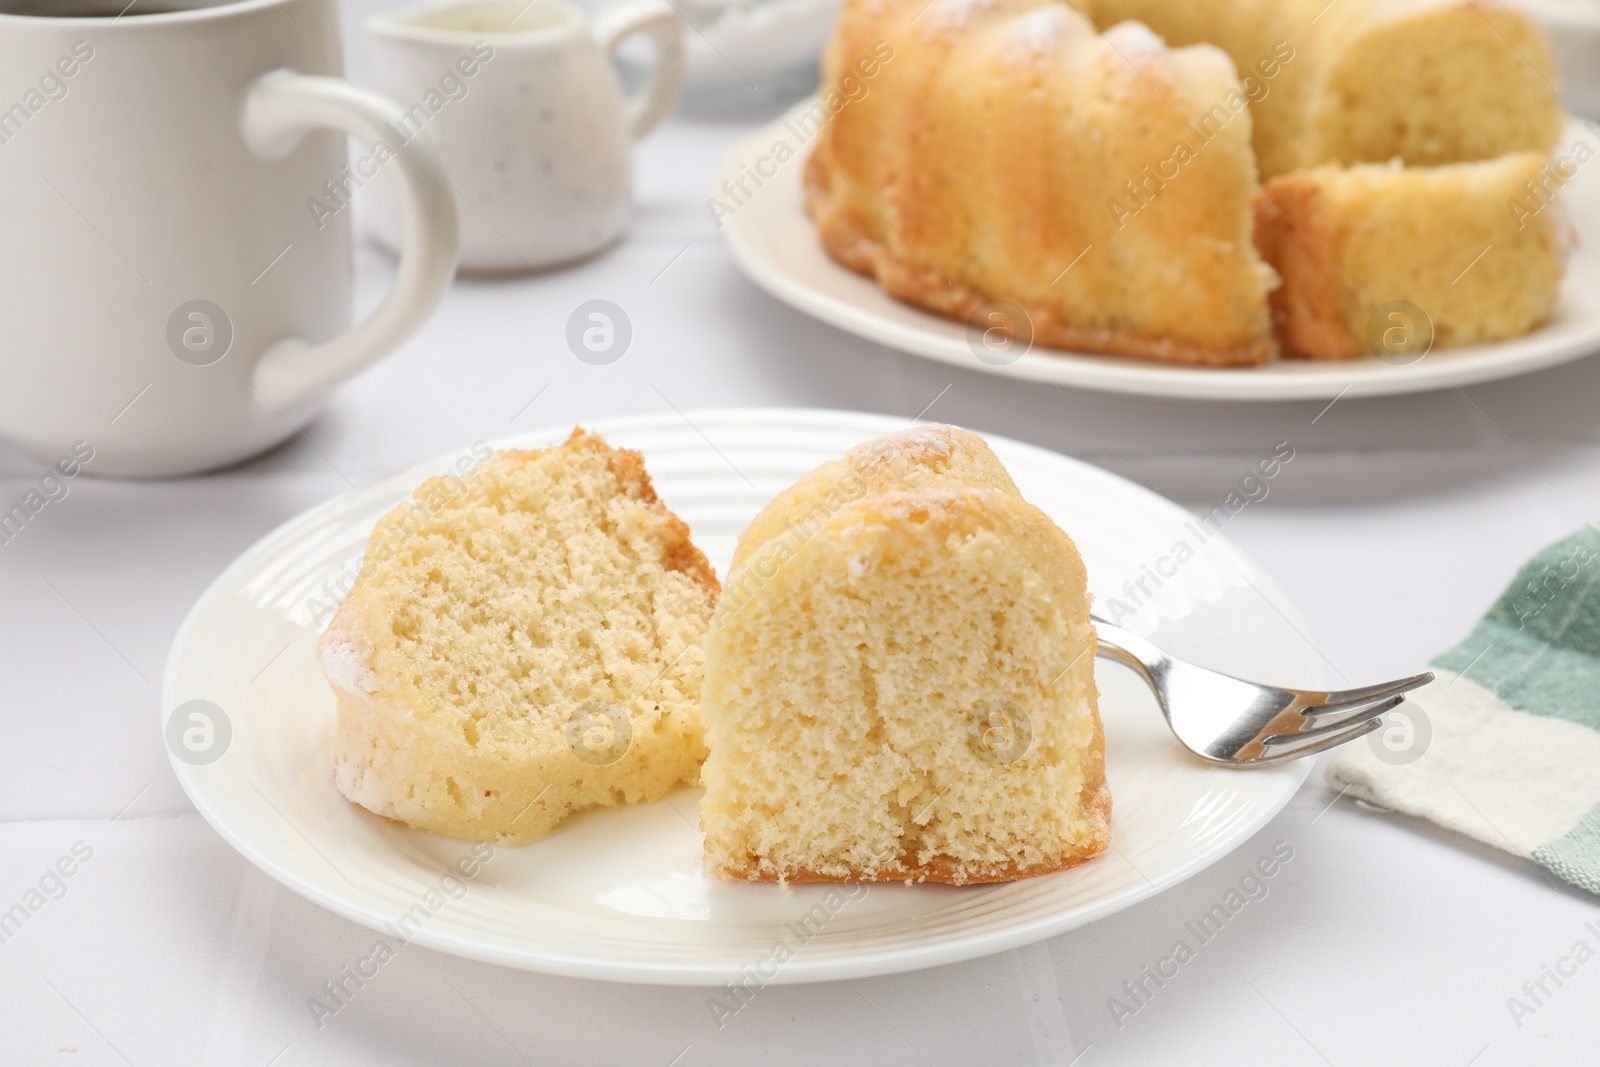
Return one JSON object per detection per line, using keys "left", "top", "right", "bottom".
{"left": 851, "top": 425, "right": 956, "bottom": 472}
{"left": 917, "top": 0, "right": 1009, "bottom": 36}
{"left": 318, "top": 627, "right": 379, "bottom": 695}
{"left": 999, "top": 5, "right": 1083, "bottom": 60}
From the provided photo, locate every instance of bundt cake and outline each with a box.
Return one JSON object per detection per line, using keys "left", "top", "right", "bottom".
{"left": 1255, "top": 153, "right": 1571, "bottom": 360}
{"left": 318, "top": 430, "right": 719, "bottom": 846}
{"left": 700, "top": 428, "right": 1110, "bottom": 884}
{"left": 807, "top": 0, "right": 1277, "bottom": 366}
{"left": 807, "top": 0, "right": 1567, "bottom": 364}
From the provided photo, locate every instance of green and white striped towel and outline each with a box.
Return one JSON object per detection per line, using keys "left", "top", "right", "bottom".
{"left": 1326, "top": 526, "right": 1600, "bottom": 895}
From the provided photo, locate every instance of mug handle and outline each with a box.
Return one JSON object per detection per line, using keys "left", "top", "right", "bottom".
{"left": 592, "top": 0, "right": 686, "bottom": 139}
{"left": 239, "top": 71, "right": 459, "bottom": 413}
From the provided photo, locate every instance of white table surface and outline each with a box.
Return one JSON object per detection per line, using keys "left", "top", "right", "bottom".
{"left": 6, "top": 64, "right": 1600, "bottom": 1067}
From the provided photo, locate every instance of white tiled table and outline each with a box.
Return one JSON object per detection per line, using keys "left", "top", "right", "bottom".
{"left": 4, "top": 67, "right": 1600, "bottom": 1067}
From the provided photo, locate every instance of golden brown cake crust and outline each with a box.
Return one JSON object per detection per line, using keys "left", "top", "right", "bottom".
{"left": 804, "top": 149, "right": 1275, "bottom": 369}
{"left": 1252, "top": 177, "right": 1362, "bottom": 361}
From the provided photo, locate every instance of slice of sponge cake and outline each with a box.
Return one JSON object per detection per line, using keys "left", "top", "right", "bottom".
{"left": 1255, "top": 152, "right": 1570, "bottom": 360}
{"left": 701, "top": 428, "right": 1109, "bottom": 884}
{"left": 319, "top": 429, "right": 719, "bottom": 846}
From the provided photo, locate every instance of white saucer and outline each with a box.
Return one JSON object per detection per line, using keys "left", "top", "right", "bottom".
{"left": 715, "top": 105, "right": 1600, "bottom": 402}
{"left": 163, "top": 409, "right": 1318, "bottom": 984}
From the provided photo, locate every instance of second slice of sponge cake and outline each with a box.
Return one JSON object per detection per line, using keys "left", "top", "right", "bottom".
{"left": 1255, "top": 153, "right": 1570, "bottom": 360}
{"left": 701, "top": 426, "right": 1110, "bottom": 884}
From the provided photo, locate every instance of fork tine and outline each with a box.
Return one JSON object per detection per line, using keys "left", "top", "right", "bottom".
{"left": 1309, "top": 672, "right": 1434, "bottom": 715}
{"left": 1246, "top": 717, "right": 1385, "bottom": 764}
{"left": 1262, "top": 694, "right": 1407, "bottom": 745}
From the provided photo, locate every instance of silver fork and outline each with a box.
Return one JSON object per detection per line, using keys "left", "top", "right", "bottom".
{"left": 1092, "top": 614, "right": 1433, "bottom": 767}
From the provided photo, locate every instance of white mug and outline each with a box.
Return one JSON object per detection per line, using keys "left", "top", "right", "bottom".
{"left": 364, "top": 0, "right": 684, "bottom": 273}
{"left": 0, "top": 0, "right": 460, "bottom": 478}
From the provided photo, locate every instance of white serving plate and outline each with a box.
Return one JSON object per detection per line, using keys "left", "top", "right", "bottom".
{"left": 716, "top": 104, "right": 1600, "bottom": 401}
{"left": 163, "top": 408, "right": 1317, "bottom": 984}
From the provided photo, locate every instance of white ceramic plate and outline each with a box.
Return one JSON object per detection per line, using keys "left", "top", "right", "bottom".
{"left": 164, "top": 409, "right": 1318, "bottom": 985}
{"left": 716, "top": 104, "right": 1600, "bottom": 401}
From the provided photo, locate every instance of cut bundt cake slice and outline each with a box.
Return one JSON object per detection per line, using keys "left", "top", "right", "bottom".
{"left": 1082, "top": 0, "right": 1563, "bottom": 178}
{"left": 1254, "top": 153, "right": 1570, "bottom": 360}
{"left": 701, "top": 481, "right": 1109, "bottom": 885}
{"left": 318, "top": 429, "right": 719, "bottom": 846}
{"left": 808, "top": 0, "right": 1275, "bottom": 365}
